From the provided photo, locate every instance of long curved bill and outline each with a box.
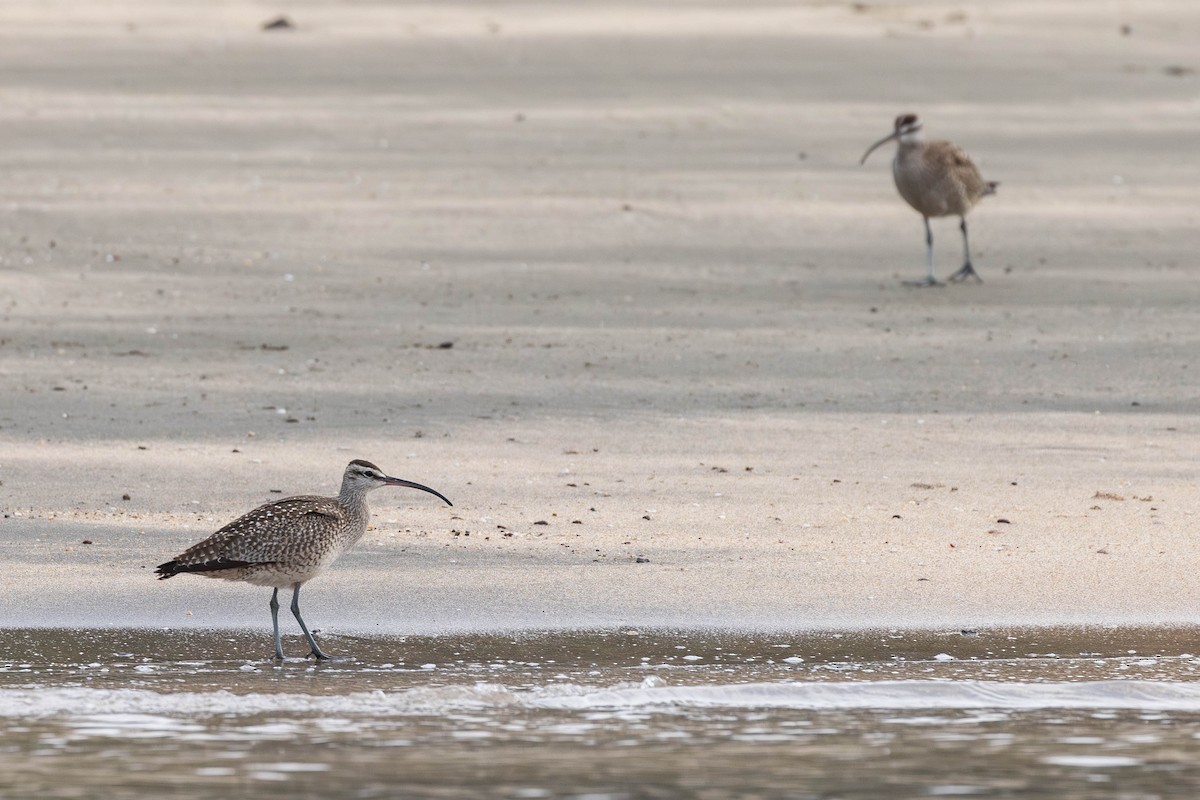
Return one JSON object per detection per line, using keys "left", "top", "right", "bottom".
{"left": 859, "top": 131, "right": 899, "bottom": 165}
{"left": 382, "top": 475, "right": 453, "bottom": 506}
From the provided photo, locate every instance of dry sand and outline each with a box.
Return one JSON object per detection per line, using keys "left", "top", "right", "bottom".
{"left": 1, "top": 1, "right": 1198, "bottom": 635}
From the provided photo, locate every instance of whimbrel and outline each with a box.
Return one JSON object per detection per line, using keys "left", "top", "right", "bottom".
{"left": 860, "top": 114, "right": 998, "bottom": 286}
{"left": 156, "top": 459, "right": 452, "bottom": 660}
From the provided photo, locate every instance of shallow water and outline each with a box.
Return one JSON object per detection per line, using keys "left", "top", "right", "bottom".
{"left": 3, "top": 627, "right": 1200, "bottom": 798}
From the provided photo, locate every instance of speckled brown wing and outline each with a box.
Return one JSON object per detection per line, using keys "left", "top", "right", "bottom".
{"left": 156, "top": 495, "right": 344, "bottom": 578}
{"left": 927, "top": 140, "right": 991, "bottom": 210}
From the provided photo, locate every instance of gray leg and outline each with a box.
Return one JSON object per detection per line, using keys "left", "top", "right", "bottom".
{"left": 948, "top": 217, "right": 982, "bottom": 283}
{"left": 903, "top": 217, "right": 941, "bottom": 287}
{"left": 269, "top": 587, "right": 285, "bottom": 660}
{"left": 290, "top": 582, "right": 330, "bottom": 660}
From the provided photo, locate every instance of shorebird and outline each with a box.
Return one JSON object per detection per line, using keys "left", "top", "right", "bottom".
{"left": 156, "top": 459, "right": 452, "bottom": 660}
{"left": 860, "top": 113, "right": 998, "bottom": 286}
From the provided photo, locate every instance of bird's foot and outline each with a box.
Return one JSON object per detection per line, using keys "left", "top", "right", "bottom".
{"left": 309, "top": 651, "right": 352, "bottom": 663}
{"left": 902, "top": 276, "right": 944, "bottom": 288}
{"left": 947, "top": 264, "right": 983, "bottom": 283}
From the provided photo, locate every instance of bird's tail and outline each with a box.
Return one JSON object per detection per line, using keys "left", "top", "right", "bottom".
{"left": 155, "top": 558, "right": 255, "bottom": 580}
{"left": 155, "top": 561, "right": 178, "bottom": 580}
{"left": 983, "top": 181, "right": 999, "bottom": 196}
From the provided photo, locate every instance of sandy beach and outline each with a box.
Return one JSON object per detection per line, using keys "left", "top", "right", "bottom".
{"left": 2, "top": 0, "right": 1199, "bottom": 635}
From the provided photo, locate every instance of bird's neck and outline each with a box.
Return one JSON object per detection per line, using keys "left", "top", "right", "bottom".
{"left": 893, "top": 137, "right": 925, "bottom": 170}
{"left": 338, "top": 485, "right": 371, "bottom": 517}
{"left": 335, "top": 488, "right": 373, "bottom": 549}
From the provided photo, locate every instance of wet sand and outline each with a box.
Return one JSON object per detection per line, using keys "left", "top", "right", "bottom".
{"left": 9, "top": 624, "right": 1200, "bottom": 678}
{"left": 1, "top": 0, "right": 1199, "bottom": 636}
{"left": 6, "top": 626, "right": 1200, "bottom": 798}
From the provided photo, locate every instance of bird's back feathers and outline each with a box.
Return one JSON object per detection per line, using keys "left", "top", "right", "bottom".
{"left": 155, "top": 495, "right": 348, "bottom": 578}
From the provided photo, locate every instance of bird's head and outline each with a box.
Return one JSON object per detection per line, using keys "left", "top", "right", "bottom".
{"left": 860, "top": 113, "right": 924, "bottom": 165}
{"left": 893, "top": 113, "right": 924, "bottom": 143}
{"left": 342, "top": 459, "right": 453, "bottom": 506}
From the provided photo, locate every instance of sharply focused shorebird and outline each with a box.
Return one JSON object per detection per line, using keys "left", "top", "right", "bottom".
{"left": 156, "top": 459, "right": 452, "bottom": 660}
{"left": 860, "top": 113, "right": 998, "bottom": 286}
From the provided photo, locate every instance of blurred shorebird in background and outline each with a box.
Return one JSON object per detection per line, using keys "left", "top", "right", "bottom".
{"left": 861, "top": 114, "right": 998, "bottom": 286}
